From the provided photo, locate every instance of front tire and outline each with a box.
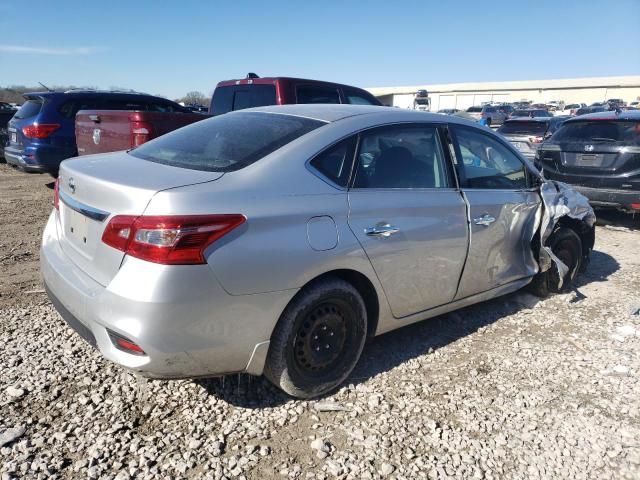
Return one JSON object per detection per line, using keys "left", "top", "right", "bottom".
{"left": 529, "top": 227, "right": 582, "bottom": 297}
{"left": 264, "top": 277, "right": 367, "bottom": 399}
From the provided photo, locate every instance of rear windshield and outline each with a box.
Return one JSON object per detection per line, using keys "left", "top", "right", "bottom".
{"left": 552, "top": 121, "right": 640, "bottom": 145}
{"left": 14, "top": 98, "right": 44, "bottom": 119}
{"left": 467, "top": 107, "right": 482, "bottom": 112}
{"left": 499, "top": 121, "right": 548, "bottom": 135}
{"left": 211, "top": 85, "right": 277, "bottom": 116}
{"left": 129, "top": 112, "right": 325, "bottom": 172}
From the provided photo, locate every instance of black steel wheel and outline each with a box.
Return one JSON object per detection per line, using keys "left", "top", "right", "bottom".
{"left": 264, "top": 277, "right": 367, "bottom": 399}
{"left": 529, "top": 227, "right": 582, "bottom": 297}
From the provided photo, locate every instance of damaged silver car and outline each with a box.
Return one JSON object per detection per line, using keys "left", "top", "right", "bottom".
{"left": 41, "top": 105, "right": 595, "bottom": 398}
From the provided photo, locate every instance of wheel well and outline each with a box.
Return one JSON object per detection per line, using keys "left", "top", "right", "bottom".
{"left": 307, "top": 270, "right": 379, "bottom": 339}
{"left": 557, "top": 217, "right": 595, "bottom": 259}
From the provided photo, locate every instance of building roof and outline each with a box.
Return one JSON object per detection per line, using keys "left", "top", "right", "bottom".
{"left": 367, "top": 76, "right": 640, "bottom": 96}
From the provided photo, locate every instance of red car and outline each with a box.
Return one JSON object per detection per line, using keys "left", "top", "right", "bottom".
{"left": 209, "top": 73, "right": 381, "bottom": 115}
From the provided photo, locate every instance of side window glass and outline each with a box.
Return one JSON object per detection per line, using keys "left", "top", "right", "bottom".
{"left": 296, "top": 86, "right": 340, "bottom": 104}
{"left": 344, "top": 89, "right": 376, "bottom": 105}
{"left": 59, "top": 99, "right": 100, "bottom": 118}
{"left": 103, "top": 100, "right": 147, "bottom": 111}
{"left": 353, "top": 125, "right": 449, "bottom": 189}
{"left": 58, "top": 101, "right": 76, "bottom": 118}
{"left": 453, "top": 127, "right": 527, "bottom": 189}
{"left": 310, "top": 137, "right": 356, "bottom": 187}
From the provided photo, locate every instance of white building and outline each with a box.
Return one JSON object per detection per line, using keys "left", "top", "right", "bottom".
{"left": 367, "top": 75, "right": 640, "bottom": 111}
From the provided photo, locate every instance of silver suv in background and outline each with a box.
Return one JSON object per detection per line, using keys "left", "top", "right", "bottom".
{"left": 465, "top": 105, "right": 508, "bottom": 126}
{"left": 497, "top": 116, "right": 569, "bottom": 159}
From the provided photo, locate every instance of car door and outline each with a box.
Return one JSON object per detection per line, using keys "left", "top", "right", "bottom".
{"left": 347, "top": 124, "right": 469, "bottom": 318}
{"left": 449, "top": 125, "right": 541, "bottom": 300}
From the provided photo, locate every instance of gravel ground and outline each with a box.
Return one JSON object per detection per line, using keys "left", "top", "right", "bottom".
{"left": 1, "top": 163, "right": 639, "bottom": 480}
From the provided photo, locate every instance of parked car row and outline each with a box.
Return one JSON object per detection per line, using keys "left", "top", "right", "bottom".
{"left": 3, "top": 75, "right": 382, "bottom": 176}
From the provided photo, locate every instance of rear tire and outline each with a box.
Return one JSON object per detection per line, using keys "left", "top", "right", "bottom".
{"left": 529, "top": 227, "right": 582, "bottom": 297}
{"left": 486, "top": 117, "right": 492, "bottom": 127}
{"left": 264, "top": 277, "right": 367, "bottom": 399}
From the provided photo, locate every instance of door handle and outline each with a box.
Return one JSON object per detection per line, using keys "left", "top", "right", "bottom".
{"left": 364, "top": 224, "right": 400, "bottom": 237}
{"left": 473, "top": 214, "right": 496, "bottom": 226}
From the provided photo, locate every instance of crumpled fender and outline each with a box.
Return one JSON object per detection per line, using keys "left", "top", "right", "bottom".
{"left": 538, "top": 180, "right": 596, "bottom": 288}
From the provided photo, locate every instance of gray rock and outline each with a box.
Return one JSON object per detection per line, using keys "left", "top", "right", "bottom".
{"left": 380, "top": 463, "right": 395, "bottom": 476}
{"left": 0, "top": 426, "right": 25, "bottom": 448}
{"left": 6, "top": 386, "right": 25, "bottom": 398}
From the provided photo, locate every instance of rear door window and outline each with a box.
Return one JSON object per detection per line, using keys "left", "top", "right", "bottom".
{"left": 14, "top": 99, "right": 44, "bottom": 119}
{"left": 343, "top": 89, "right": 378, "bottom": 105}
{"left": 452, "top": 126, "right": 528, "bottom": 189}
{"left": 296, "top": 85, "right": 340, "bottom": 104}
{"left": 148, "top": 101, "right": 186, "bottom": 113}
{"left": 211, "top": 85, "right": 277, "bottom": 115}
{"left": 352, "top": 125, "right": 450, "bottom": 189}
{"left": 102, "top": 99, "right": 147, "bottom": 110}
{"left": 129, "top": 112, "right": 325, "bottom": 172}
{"left": 58, "top": 98, "right": 102, "bottom": 118}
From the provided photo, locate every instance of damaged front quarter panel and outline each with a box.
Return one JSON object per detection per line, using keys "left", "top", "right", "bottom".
{"left": 537, "top": 180, "right": 597, "bottom": 288}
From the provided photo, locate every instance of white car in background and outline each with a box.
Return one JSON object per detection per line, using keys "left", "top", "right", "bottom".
{"left": 554, "top": 103, "right": 586, "bottom": 116}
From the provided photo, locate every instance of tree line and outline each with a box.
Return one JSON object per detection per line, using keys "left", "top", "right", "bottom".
{"left": 0, "top": 86, "right": 209, "bottom": 106}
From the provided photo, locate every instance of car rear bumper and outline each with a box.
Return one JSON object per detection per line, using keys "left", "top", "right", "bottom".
{"left": 3, "top": 147, "right": 49, "bottom": 172}
{"left": 41, "top": 210, "right": 296, "bottom": 378}
{"left": 4, "top": 144, "right": 75, "bottom": 174}
{"left": 573, "top": 186, "right": 640, "bottom": 211}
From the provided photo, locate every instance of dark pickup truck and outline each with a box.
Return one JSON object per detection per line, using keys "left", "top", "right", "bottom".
{"left": 76, "top": 109, "right": 205, "bottom": 156}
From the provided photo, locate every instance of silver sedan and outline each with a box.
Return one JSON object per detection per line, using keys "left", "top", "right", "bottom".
{"left": 41, "top": 105, "right": 594, "bottom": 398}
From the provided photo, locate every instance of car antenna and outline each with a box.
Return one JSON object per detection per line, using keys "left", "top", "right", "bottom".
{"left": 38, "top": 82, "right": 53, "bottom": 92}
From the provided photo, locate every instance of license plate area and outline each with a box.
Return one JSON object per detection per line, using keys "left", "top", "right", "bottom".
{"left": 66, "top": 208, "right": 90, "bottom": 246}
{"left": 575, "top": 153, "right": 604, "bottom": 167}
{"left": 10, "top": 132, "right": 17, "bottom": 143}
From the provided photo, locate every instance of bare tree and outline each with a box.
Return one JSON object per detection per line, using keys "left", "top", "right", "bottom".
{"left": 181, "top": 91, "right": 208, "bottom": 106}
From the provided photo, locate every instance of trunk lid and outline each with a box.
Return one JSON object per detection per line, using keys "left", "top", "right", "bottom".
{"left": 56, "top": 152, "right": 223, "bottom": 285}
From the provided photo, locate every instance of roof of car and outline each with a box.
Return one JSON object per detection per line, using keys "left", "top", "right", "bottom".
{"left": 504, "top": 117, "right": 557, "bottom": 123}
{"left": 237, "top": 104, "right": 477, "bottom": 125}
{"left": 24, "top": 90, "right": 158, "bottom": 99}
{"left": 215, "top": 77, "right": 373, "bottom": 92}
{"left": 566, "top": 110, "right": 640, "bottom": 122}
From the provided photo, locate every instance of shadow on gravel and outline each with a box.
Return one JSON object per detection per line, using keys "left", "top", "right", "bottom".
{"left": 196, "top": 250, "right": 619, "bottom": 408}
{"left": 574, "top": 250, "right": 620, "bottom": 288}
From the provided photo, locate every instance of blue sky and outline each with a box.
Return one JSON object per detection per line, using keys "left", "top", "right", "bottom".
{"left": 0, "top": 0, "right": 638, "bottom": 99}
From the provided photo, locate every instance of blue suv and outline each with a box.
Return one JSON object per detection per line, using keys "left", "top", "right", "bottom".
{"left": 4, "top": 90, "right": 188, "bottom": 176}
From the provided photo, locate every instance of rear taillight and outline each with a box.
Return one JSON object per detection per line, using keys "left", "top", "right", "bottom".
{"left": 53, "top": 178, "right": 60, "bottom": 209}
{"left": 101, "top": 214, "right": 246, "bottom": 265}
{"left": 631, "top": 203, "right": 640, "bottom": 210}
{"left": 529, "top": 136, "right": 544, "bottom": 144}
{"left": 22, "top": 123, "right": 60, "bottom": 139}
{"left": 131, "top": 121, "right": 153, "bottom": 147}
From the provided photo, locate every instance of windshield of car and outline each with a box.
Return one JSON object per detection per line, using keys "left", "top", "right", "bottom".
{"left": 14, "top": 98, "right": 44, "bottom": 119}
{"left": 467, "top": 106, "right": 482, "bottom": 112}
{"left": 129, "top": 112, "right": 325, "bottom": 172}
{"left": 498, "top": 121, "right": 548, "bottom": 135}
{"left": 552, "top": 121, "right": 640, "bottom": 145}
